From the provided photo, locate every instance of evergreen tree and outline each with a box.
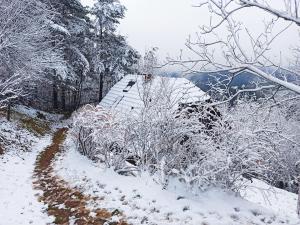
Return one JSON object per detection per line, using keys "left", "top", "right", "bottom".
{"left": 39, "top": 0, "right": 91, "bottom": 110}
{"left": 91, "top": 0, "right": 140, "bottom": 101}
{"left": 26, "top": 0, "right": 140, "bottom": 111}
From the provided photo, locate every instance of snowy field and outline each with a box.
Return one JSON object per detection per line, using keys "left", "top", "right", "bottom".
{"left": 54, "top": 137, "right": 300, "bottom": 225}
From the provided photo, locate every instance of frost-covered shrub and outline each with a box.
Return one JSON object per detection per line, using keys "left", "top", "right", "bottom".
{"left": 71, "top": 105, "right": 97, "bottom": 158}
{"left": 257, "top": 99, "right": 300, "bottom": 193}
{"left": 71, "top": 105, "right": 130, "bottom": 170}
{"left": 122, "top": 100, "right": 208, "bottom": 182}
{"left": 71, "top": 101, "right": 271, "bottom": 191}
{"left": 204, "top": 99, "right": 300, "bottom": 192}
{"left": 71, "top": 90, "right": 300, "bottom": 193}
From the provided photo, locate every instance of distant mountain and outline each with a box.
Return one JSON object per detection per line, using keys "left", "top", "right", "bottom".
{"left": 161, "top": 67, "right": 299, "bottom": 101}
{"left": 187, "top": 70, "right": 262, "bottom": 92}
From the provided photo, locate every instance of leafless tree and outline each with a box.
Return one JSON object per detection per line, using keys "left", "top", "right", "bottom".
{"left": 168, "top": 0, "right": 300, "bottom": 95}
{"left": 0, "top": 0, "right": 64, "bottom": 109}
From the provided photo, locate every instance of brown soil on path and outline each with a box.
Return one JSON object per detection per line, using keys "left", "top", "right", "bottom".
{"left": 33, "top": 128, "right": 128, "bottom": 225}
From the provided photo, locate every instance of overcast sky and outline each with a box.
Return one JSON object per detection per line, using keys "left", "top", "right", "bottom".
{"left": 82, "top": 0, "right": 299, "bottom": 66}
{"left": 117, "top": 0, "right": 202, "bottom": 59}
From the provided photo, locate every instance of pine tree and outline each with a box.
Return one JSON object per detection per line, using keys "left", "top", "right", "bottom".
{"left": 26, "top": 0, "right": 139, "bottom": 111}
{"left": 91, "top": 0, "right": 140, "bottom": 101}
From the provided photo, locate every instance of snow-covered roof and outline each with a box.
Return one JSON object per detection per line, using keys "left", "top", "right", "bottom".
{"left": 99, "top": 74, "right": 210, "bottom": 114}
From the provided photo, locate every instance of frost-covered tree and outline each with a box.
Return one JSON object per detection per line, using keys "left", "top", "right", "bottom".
{"left": 140, "top": 47, "right": 159, "bottom": 75}
{"left": 0, "top": 0, "right": 64, "bottom": 110}
{"left": 175, "top": 1, "right": 300, "bottom": 212}
{"left": 36, "top": 0, "right": 91, "bottom": 110}
{"left": 169, "top": 0, "right": 300, "bottom": 95}
{"left": 10, "top": 0, "right": 139, "bottom": 111}
{"left": 91, "top": 0, "right": 140, "bottom": 101}
{"left": 92, "top": 0, "right": 126, "bottom": 35}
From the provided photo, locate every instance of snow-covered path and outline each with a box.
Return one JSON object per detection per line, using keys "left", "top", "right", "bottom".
{"left": 32, "top": 128, "right": 127, "bottom": 225}
{"left": 0, "top": 136, "right": 54, "bottom": 225}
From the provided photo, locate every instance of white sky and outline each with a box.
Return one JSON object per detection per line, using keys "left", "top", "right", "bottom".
{"left": 118, "top": 0, "right": 202, "bottom": 59}
{"left": 82, "top": 0, "right": 299, "bottom": 66}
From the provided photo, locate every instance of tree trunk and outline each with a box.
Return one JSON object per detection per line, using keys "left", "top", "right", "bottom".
{"left": 61, "top": 85, "right": 66, "bottom": 111}
{"left": 74, "top": 69, "right": 85, "bottom": 110}
{"left": 6, "top": 102, "right": 11, "bottom": 121}
{"left": 297, "top": 175, "right": 300, "bottom": 219}
{"left": 98, "top": 72, "right": 104, "bottom": 102}
{"left": 53, "top": 82, "right": 58, "bottom": 110}
{"left": 72, "top": 89, "right": 77, "bottom": 111}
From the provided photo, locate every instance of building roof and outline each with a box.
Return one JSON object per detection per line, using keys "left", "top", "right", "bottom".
{"left": 99, "top": 74, "right": 210, "bottom": 114}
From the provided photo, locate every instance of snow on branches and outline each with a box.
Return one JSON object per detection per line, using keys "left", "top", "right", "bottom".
{"left": 170, "top": 0, "right": 300, "bottom": 94}
{"left": 71, "top": 105, "right": 128, "bottom": 169}
{"left": 0, "top": 0, "right": 64, "bottom": 108}
{"left": 70, "top": 80, "right": 300, "bottom": 193}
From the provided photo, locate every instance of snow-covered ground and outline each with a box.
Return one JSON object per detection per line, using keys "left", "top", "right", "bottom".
{"left": 0, "top": 135, "right": 54, "bottom": 225}
{"left": 1, "top": 105, "right": 299, "bottom": 225}
{"left": 13, "top": 105, "right": 65, "bottom": 122}
{"left": 0, "top": 106, "right": 63, "bottom": 225}
{"left": 242, "top": 179, "right": 299, "bottom": 220}
{"left": 54, "top": 137, "right": 300, "bottom": 225}
{"left": 0, "top": 117, "right": 37, "bottom": 153}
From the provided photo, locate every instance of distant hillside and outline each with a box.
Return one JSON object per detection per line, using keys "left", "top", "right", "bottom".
{"left": 162, "top": 67, "right": 299, "bottom": 101}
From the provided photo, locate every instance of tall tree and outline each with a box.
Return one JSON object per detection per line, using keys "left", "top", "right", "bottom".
{"left": 17, "top": 0, "right": 139, "bottom": 111}
{"left": 38, "top": 0, "right": 91, "bottom": 110}
{"left": 91, "top": 0, "right": 140, "bottom": 101}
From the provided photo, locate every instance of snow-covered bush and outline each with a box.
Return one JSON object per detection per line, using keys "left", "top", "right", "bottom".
{"left": 71, "top": 85, "right": 300, "bottom": 193}
{"left": 71, "top": 105, "right": 131, "bottom": 170}
{"left": 206, "top": 97, "right": 300, "bottom": 192}
{"left": 259, "top": 99, "right": 300, "bottom": 193}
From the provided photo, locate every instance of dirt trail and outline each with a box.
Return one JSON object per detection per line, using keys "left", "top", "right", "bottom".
{"left": 33, "top": 128, "right": 127, "bottom": 225}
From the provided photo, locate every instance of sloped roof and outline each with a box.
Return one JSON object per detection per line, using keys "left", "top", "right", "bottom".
{"left": 99, "top": 74, "right": 210, "bottom": 114}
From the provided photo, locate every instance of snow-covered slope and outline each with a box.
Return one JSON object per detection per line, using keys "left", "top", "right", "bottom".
{"left": 0, "top": 117, "right": 37, "bottom": 153}
{"left": 13, "top": 105, "right": 64, "bottom": 122}
{"left": 0, "top": 106, "right": 64, "bottom": 225}
{"left": 54, "top": 138, "right": 300, "bottom": 225}
{"left": 0, "top": 135, "right": 53, "bottom": 225}
{"left": 242, "top": 179, "right": 299, "bottom": 220}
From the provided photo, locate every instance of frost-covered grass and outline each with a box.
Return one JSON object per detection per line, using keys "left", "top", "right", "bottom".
{"left": 54, "top": 137, "right": 300, "bottom": 225}
{"left": 0, "top": 105, "right": 64, "bottom": 153}
{"left": 13, "top": 105, "right": 64, "bottom": 122}
{"left": 0, "top": 117, "right": 38, "bottom": 153}
{"left": 0, "top": 105, "right": 66, "bottom": 142}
